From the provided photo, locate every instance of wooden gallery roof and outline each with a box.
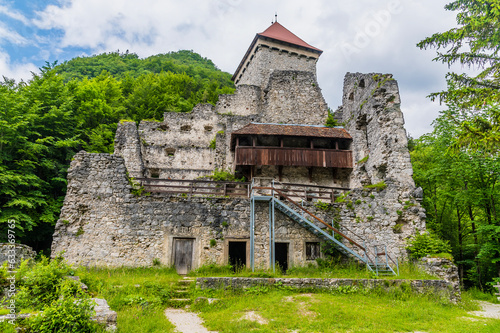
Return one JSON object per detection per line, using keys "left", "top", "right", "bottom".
{"left": 230, "top": 122, "right": 352, "bottom": 147}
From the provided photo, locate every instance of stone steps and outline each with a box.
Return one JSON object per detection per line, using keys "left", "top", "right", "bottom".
{"left": 167, "top": 277, "right": 196, "bottom": 308}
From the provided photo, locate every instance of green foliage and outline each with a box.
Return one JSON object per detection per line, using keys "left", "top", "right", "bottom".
{"left": 15, "top": 256, "right": 72, "bottom": 310}
{"left": 152, "top": 258, "right": 161, "bottom": 266}
{"left": 357, "top": 155, "right": 369, "bottom": 164}
{"left": 363, "top": 181, "right": 387, "bottom": 191}
{"left": 127, "top": 175, "right": 150, "bottom": 196}
{"left": 209, "top": 137, "right": 216, "bottom": 149}
{"left": 209, "top": 239, "right": 217, "bottom": 247}
{"left": 392, "top": 224, "right": 403, "bottom": 234}
{"left": 0, "top": 50, "right": 235, "bottom": 250}
{"left": 8, "top": 257, "right": 103, "bottom": 332}
{"left": 418, "top": 1, "right": 500, "bottom": 152}
{"left": 411, "top": 117, "right": 499, "bottom": 288}
{"left": 314, "top": 200, "right": 333, "bottom": 212}
{"left": 334, "top": 191, "right": 350, "bottom": 203}
{"left": 25, "top": 286, "right": 99, "bottom": 333}
{"left": 406, "top": 232, "right": 452, "bottom": 259}
{"left": 202, "top": 168, "right": 245, "bottom": 182}
{"left": 324, "top": 108, "right": 339, "bottom": 127}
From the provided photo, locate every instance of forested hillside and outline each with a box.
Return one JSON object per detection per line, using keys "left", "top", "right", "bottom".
{"left": 0, "top": 50, "right": 235, "bottom": 251}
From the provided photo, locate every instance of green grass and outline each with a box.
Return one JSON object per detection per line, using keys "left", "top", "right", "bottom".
{"left": 192, "top": 289, "right": 500, "bottom": 333}
{"left": 188, "top": 261, "right": 438, "bottom": 280}
{"left": 76, "top": 266, "right": 179, "bottom": 332}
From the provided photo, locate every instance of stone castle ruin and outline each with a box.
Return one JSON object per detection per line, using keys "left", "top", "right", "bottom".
{"left": 52, "top": 22, "right": 426, "bottom": 274}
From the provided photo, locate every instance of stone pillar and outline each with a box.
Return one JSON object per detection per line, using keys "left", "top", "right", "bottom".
{"left": 113, "top": 121, "right": 144, "bottom": 178}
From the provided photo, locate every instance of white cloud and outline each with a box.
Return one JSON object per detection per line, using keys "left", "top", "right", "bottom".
{"left": 0, "top": 23, "right": 28, "bottom": 45}
{"left": 0, "top": 4, "right": 30, "bottom": 25}
{"left": 0, "top": 51, "right": 37, "bottom": 82}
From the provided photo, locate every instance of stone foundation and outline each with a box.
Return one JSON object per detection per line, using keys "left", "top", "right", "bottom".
{"left": 196, "top": 277, "right": 456, "bottom": 302}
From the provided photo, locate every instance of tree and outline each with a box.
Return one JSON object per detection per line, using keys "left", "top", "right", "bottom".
{"left": 417, "top": 0, "right": 500, "bottom": 152}
{"left": 416, "top": 1, "right": 500, "bottom": 285}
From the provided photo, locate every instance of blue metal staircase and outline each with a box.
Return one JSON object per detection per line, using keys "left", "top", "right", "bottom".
{"left": 250, "top": 182, "right": 398, "bottom": 276}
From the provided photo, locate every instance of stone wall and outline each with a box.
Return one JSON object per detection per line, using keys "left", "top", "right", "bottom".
{"left": 51, "top": 152, "right": 326, "bottom": 268}
{"left": 0, "top": 244, "right": 36, "bottom": 267}
{"left": 340, "top": 73, "right": 414, "bottom": 189}
{"left": 330, "top": 73, "right": 426, "bottom": 258}
{"left": 114, "top": 121, "right": 144, "bottom": 178}
{"left": 216, "top": 85, "right": 262, "bottom": 117}
{"left": 259, "top": 70, "right": 328, "bottom": 125}
{"left": 417, "top": 257, "right": 461, "bottom": 302}
{"left": 196, "top": 277, "right": 456, "bottom": 302}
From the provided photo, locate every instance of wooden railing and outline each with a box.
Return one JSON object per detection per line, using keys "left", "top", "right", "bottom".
{"left": 235, "top": 146, "right": 353, "bottom": 168}
{"left": 137, "top": 178, "right": 349, "bottom": 202}
{"left": 135, "top": 178, "right": 251, "bottom": 197}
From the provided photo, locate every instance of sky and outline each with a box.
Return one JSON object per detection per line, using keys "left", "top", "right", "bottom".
{"left": 0, "top": 0, "right": 460, "bottom": 138}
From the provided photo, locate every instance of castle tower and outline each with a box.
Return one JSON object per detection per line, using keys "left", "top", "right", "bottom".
{"left": 232, "top": 21, "right": 323, "bottom": 89}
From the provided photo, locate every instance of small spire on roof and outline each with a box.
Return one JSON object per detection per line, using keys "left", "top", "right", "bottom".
{"left": 275, "top": 12, "right": 278, "bottom": 23}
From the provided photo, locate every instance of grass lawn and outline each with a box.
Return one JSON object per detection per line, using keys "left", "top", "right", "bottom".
{"left": 192, "top": 289, "right": 500, "bottom": 333}
{"left": 66, "top": 264, "right": 500, "bottom": 333}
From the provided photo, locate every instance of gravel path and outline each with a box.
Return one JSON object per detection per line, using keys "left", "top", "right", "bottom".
{"left": 469, "top": 301, "right": 500, "bottom": 319}
{"left": 164, "top": 308, "right": 217, "bottom": 333}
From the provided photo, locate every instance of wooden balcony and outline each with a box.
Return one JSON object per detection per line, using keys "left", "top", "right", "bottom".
{"left": 235, "top": 146, "right": 353, "bottom": 169}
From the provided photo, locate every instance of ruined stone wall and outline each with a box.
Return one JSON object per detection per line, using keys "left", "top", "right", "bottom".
{"left": 0, "top": 244, "right": 36, "bottom": 267}
{"left": 114, "top": 121, "right": 144, "bottom": 178}
{"left": 216, "top": 85, "right": 262, "bottom": 117}
{"left": 236, "top": 43, "right": 317, "bottom": 89}
{"left": 254, "top": 165, "right": 350, "bottom": 189}
{"left": 136, "top": 104, "right": 222, "bottom": 179}
{"left": 260, "top": 70, "right": 328, "bottom": 125}
{"left": 52, "top": 152, "right": 326, "bottom": 268}
{"left": 340, "top": 73, "right": 414, "bottom": 189}
{"left": 328, "top": 73, "right": 426, "bottom": 258}
{"left": 197, "top": 277, "right": 457, "bottom": 302}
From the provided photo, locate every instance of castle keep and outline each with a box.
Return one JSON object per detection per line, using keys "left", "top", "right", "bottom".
{"left": 52, "top": 22, "right": 426, "bottom": 273}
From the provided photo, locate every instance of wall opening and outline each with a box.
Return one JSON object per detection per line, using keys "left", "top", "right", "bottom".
{"left": 275, "top": 242, "right": 289, "bottom": 272}
{"left": 173, "top": 238, "right": 194, "bottom": 275}
{"left": 228, "top": 241, "right": 247, "bottom": 271}
{"left": 165, "top": 148, "right": 176, "bottom": 156}
{"left": 306, "top": 242, "right": 320, "bottom": 260}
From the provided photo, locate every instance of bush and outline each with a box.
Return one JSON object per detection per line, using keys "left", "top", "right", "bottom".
{"left": 201, "top": 168, "right": 245, "bottom": 182}
{"left": 26, "top": 294, "right": 99, "bottom": 333}
{"left": 0, "top": 262, "right": 8, "bottom": 286}
{"left": 406, "top": 232, "right": 452, "bottom": 259}
{"left": 15, "top": 256, "right": 72, "bottom": 310}
{"left": 13, "top": 257, "right": 103, "bottom": 332}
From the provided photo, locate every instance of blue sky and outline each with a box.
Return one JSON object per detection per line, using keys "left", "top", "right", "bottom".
{"left": 0, "top": 0, "right": 459, "bottom": 137}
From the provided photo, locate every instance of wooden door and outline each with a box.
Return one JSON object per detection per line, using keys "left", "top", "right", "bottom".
{"left": 174, "top": 238, "right": 194, "bottom": 275}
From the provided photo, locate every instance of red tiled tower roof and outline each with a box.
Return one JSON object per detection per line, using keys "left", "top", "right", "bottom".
{"left": 232, "top": 21, "right": 322, "bottom": 82}
{"left": 258, "top": 22, "right": 322, "bottom": 53}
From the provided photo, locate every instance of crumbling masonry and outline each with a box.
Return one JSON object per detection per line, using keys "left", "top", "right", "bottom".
{"left": 51, "top": 22, "right": 426, "bottom": 271}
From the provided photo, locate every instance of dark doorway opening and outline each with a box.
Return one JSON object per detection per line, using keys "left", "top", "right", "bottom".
{"left": 228, "top": 241, "right": 247, "bottom": 271}
{"left": 275, "top": 242, "right": 289, "bottom": 272}
{"left": 173, "top": 238, "right": 194, "bottom": 275}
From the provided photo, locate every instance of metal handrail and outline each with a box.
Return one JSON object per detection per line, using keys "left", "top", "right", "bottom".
{"left": 254, "top": 186, "right": 366, "bottom": 252}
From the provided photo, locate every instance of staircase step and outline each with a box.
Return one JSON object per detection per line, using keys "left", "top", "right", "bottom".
{"left": 168, "top": 298, "right": 192, "bottom": 308}
{"left": 178, "top": 279, "right": 194, "bottom": 285}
